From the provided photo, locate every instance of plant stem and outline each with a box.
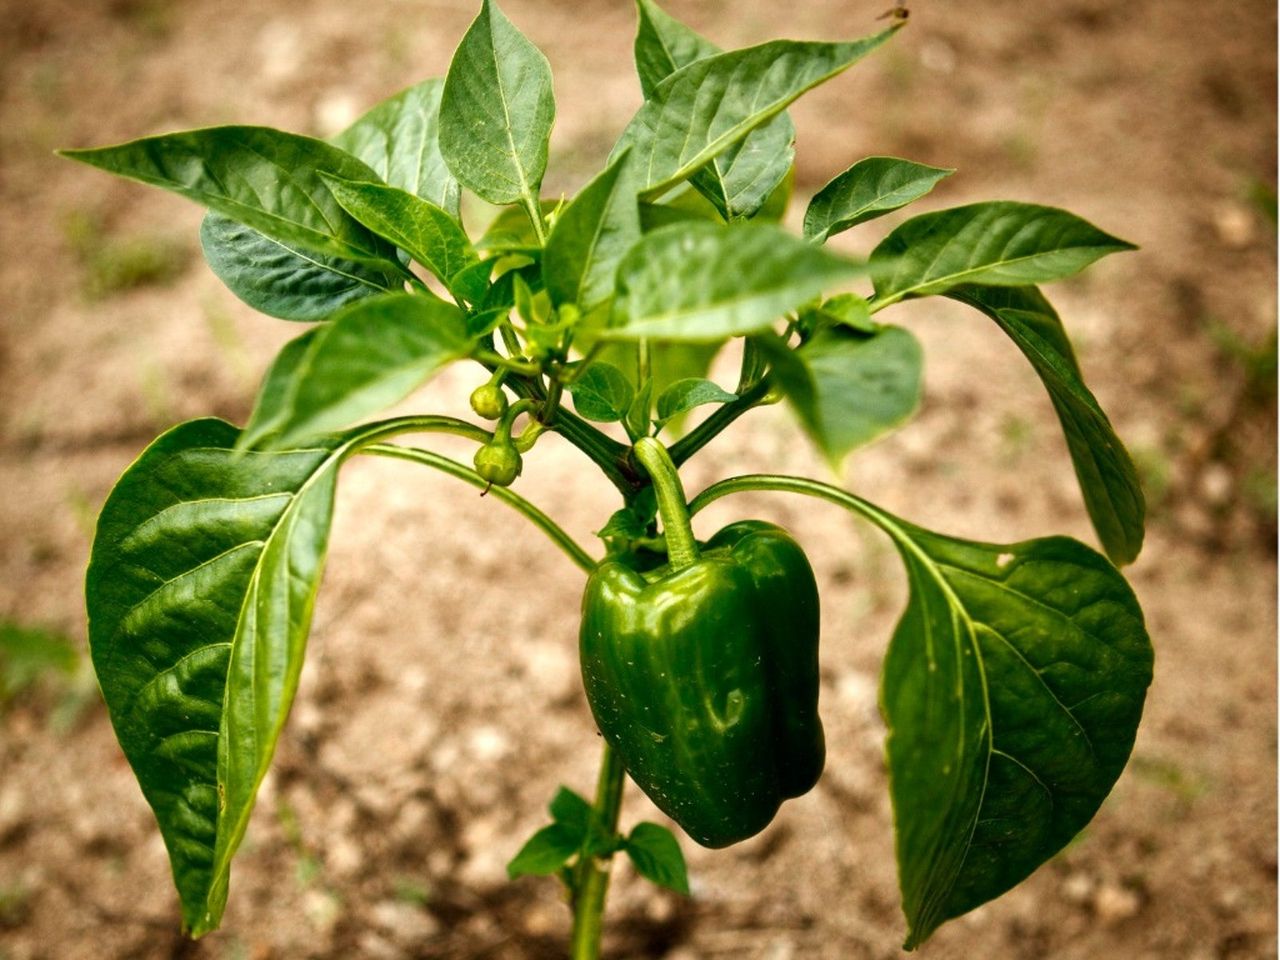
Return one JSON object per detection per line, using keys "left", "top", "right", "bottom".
{"left": 686, "top": 472, "right": 894, "bottom": 537}
{"left": 504, "top": 375, "right": 641, "bottom": 496}
{"left": 632, "top": 438, "right": 699, "bottom": 569}
{"left": 668, "top": 380, "right": 770, "bottom": 467}
{"left": 570, "top": 743, "right": 626, "bottom": 960}
{"left": 362, "top": 443, "right": 597, "bottom": 573}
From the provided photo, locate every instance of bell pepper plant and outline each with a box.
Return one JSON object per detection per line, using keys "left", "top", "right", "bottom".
{"left": 62, "top": 0, "right": 1152, "bottom": 955}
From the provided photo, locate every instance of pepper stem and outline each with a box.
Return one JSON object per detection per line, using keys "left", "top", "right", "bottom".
{"left": 633, "top": 437, "right": 700, "bottom": 570}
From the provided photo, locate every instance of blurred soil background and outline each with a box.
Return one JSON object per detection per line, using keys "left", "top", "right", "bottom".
{"left": 0, "top": 0, "right": 1276, "bottom": 958}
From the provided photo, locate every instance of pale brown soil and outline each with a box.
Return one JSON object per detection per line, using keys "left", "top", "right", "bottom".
{"left": 0, "top": 1, "right": 1276, "bottom": 959}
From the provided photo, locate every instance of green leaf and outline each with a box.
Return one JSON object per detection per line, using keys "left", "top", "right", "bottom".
{"left": 949, "top": 284, "right": 1081, "bottom": 375}
{"left": 199, "top": 213, "right": 400, "bottom": 322}
{"left": 332, "top": 78, "right": 461, "bottom": 217}
{"left": 804, "top": 156, "right": 953, "bottom": 242}
{"left": 320, "top": 175, "right": 479, "bottom": 300}
{"left": 439, "top": 0, "right": 555, "bottom": 205}
{"left": 86, "top": 418, "right": 381, "bottom": 934}
{"left": 624, "top": 822, "right": 689, "bottom": 895}
{"left": 60, "top": 127, "right": 399, "bottom": 266}
{"left": 548, "top": 787, "right": 594, "bottom": 831}
{"left": 610, "top": 222, "right": 864, "bottom": 341}
{"left": 567, "top": 362, "right": 635, "bottom": 423}
{"left": 949, "top": 285, "right": 1145, "bottom": 565}
{"left": 241, "top": 292, "right": 473, "bottom": 449}
{"left": 625, "top": 379, "right": 655, "bottom": 440}
{"left": 633, "top": 0, "right": 796, "bottom": 220}
{"left": 507, "top": 823, "right": 582, "bottom": 879}
{"left": 239, "top": 329, "right": 322, "bottom": 449}
{"left": 543, "top": 152, "right": 641, "bottom": 311}
{"left": 801, "top": 292, "right": 875, "bottom": 335}
{"left": 780, "top": 325, "right": 923, "bottom": 465}
{"left": 613, "top": 28, "right": 897, "bottom": 200}
{"left": 655, "top": 377, "right": 737, "bottom": 425}
{"left": 870, "top": 202, "right": 1136, "bottom": 307}
{"left": 865, "top": 506, "right": 1151, "bottom": 947}
{"left": 479, "top": 201, "right": 556, "bottom": 254}
{"left": 0, "top": 620, "right": 78, "bottom": 705}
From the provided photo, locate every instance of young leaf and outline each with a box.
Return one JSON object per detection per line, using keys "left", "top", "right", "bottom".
{"left": 655, "top": 378, "right": 738, "bottom": 425}
{"left": 479, "top": 201, "right": 557, "bottom": 253}
{"left": 610, "top": 222, "right": 865, "bottom": 340}
{"left": 242, "top": 293, "right": 473, "bottom": 449}
{"left": 865, "top": 507, "right": 1152, "bottom": 947}
{"left": 60, "top": 127, "right": 400, "bottom": 266}
{"left": 200, "top": 213, "right": 400, "bottom": 321}
{"left": 332, "top": 78, "right": 461, "bottom": 217}
{"left": 567, "top": 362, "right": 635, "bottom": 423}
{"left": 320, "top": 175, "right": 479, "bottom": 300}
{"left": 625, "top": 379, "right": 655, "bottom": 440}
{"left": 803, "top": 157, "right": 954, "bottom": 242}
{"left": 543, "top": 152, "right": 641, "bottom": 311}
{"left": 548, "top": 787, "right": 594, "bottom": 832}
{"left": 870, "top": 202, "right": 1136, "bottom": 308}
{"left": 949, "top": 285, "right": 1145, "bottom": 565}
{"left": 507, "top": 823, "right": 582, "bottom": 879}
{"left": 624, "top": 822, "right": 689, "bottom": 895}
{"left": 86, "top": 418, "right": 383, "bottom": 935}
{"left": 801, "top": 292, "right": 875, "bottom": 335}
{"left": 781, "top": 325, "right": 924, "bottom": 465}
{"left": 439, "top": 0, "right": 555, "bottom": 206}
{"left": 613, "top": 28, "right": 897, "bottom": 200}
{"left": 633, "top": 0, "right": 796, "bottom": 220}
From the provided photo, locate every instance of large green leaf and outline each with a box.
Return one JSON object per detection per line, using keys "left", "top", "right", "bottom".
{"left": 86, "top": 418, "right": 380, "bottom": 934}
{"left": 543, "top": 152, "right": 641, "bottom": 311}
{"left": 870, "top": 202, "right": 1135, "bottom": 308}
{"left": 613, "top": 28, "right": 896, "bottom": 200}
{"left": 241, "top": 292, "right": 473, "bottom": 449}
{"left": 320, "top": 175, "right": 480, "bottom": 301}
{"left": 60, "top": 127, "right": 400, "bottom": 266}
{"left": 439, "top": 0, "right": 555, "bottom": 205}
{"left": 868, "top": 508, "right": 1152, "bottom": 947}
{"left": 771, "top": 324, "right": 923, "bottom": 465}
{"left": 949, "top": 285, "right": 1145, "bottom": 565}
{"left": 610, "top": 222, "right": 864, "bottom": 340}
{"left": 199, "top": 213, "right": 400, "bottom": 321}
{"left": 332, "top": 78, "right": 461, "bottom": 217}
{"left": 803, "top": 156, "right": 953, "bottom": 242}
{"left": 633, "top": 0, "right": 796, "bottom": 220}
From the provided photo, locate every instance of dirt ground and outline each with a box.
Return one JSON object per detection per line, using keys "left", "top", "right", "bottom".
{"left": 0, "top": 0, "right": 1276, "bottom": 958}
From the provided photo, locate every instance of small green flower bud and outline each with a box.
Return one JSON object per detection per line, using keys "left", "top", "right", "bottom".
{"left": 470, "top": 383, "right": 509, "bottom": 420}
{"left": 474, "top": 439, "right": 522, "bottom": 487}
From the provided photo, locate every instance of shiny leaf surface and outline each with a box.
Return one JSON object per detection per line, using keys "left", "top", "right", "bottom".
{"left": 86, "top": 418, "right": 372, "bottom": 934}
{"left": 321, "top": 175, "right": 479, "bottom": 300}
{"left": 949, "top": 285, "right": 1145, "bottom": 564}
{"left": 199, "top": 213, "right": 399, "bottom": 321}
{"left": 869, "top": 507, "right": 1152, "bottom": 947}
{"left": 610, "top": 222, "right": 864, "bottom": 340}
{"left": 614, "top": 29, "right": 896, "bottom": 199}
{"left": 543, "top": 152, "right": 641, "bottom": 310}
{"left": 61, "top": 127, "right": 398, "bottom": 265}
{"left": 871, "top": 202, "right": 1135, "bottom": 307}
{"left": 804, "top": 156, "right": 953, "bottom": 242}
{"left": 241, "top": 293, "right": 473, "bottom": 449}
{"left": 633, "top": 0, "right": 795, "bottom": 220}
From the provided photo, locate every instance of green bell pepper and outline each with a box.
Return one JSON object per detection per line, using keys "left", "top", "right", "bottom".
{"left": 578, "top": 439, "right": 825, "bottom": 848}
